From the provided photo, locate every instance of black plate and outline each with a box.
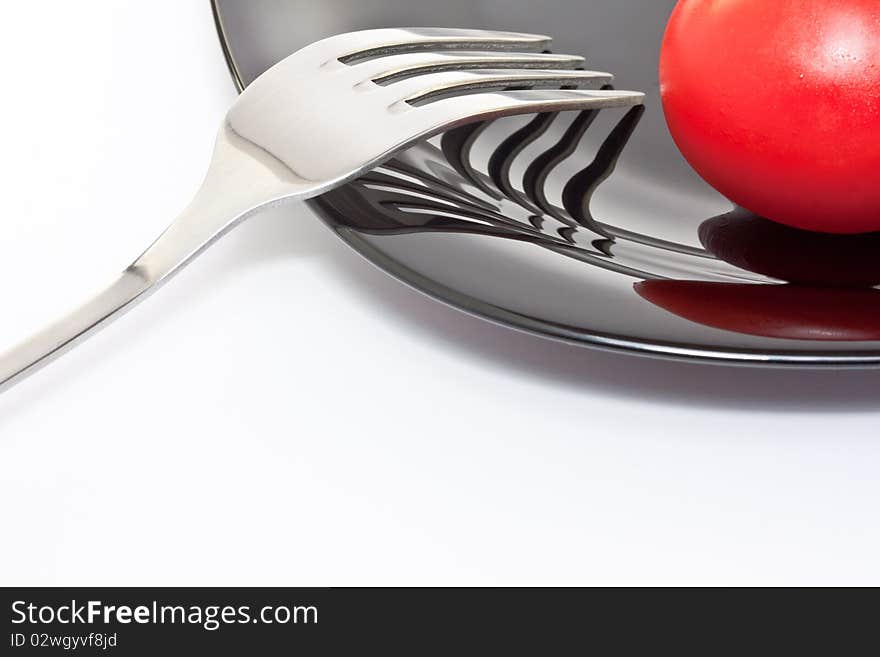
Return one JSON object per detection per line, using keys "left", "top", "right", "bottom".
{"left": 212, "top": 0, "right": 880, "bottom": 367}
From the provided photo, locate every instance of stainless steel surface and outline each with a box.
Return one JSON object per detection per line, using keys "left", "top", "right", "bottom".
{"left": 0, "top": 27, "right": 643, "bottom": 390}
{"left": 213, "top": 0, "right": 880, "bottom": 367}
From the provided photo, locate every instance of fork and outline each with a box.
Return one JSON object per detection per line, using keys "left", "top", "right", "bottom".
{"left": 0, "top": 27, "right": 643, "bottom": 391}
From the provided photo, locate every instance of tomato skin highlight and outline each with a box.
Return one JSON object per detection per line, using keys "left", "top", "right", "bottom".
{"left": 659, "top": 0, "right": 880, "bottom": 234}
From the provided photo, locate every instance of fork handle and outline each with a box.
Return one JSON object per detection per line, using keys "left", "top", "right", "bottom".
{"left": 0, "top": 271, "right": 153, "bottom": 390}
{"left": 0, "top": 124, "right": 312, "bottom": 392}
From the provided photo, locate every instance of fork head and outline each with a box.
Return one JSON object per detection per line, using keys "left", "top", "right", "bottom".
{"left": 225, "top": 28, "right": 644, "bottom": 196}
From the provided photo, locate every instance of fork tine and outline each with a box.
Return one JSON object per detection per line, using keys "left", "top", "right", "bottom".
{"left": 383, "top": 69, "right": 616, "bottom": 105}
{"left": 407, "top": 89, "right": 645, "bottom": 131}
{"left": 353, "top": 51, "right": 587, "bottom": 85}
{"left": 324, "top": 28, "right": 553, "bottom": 64}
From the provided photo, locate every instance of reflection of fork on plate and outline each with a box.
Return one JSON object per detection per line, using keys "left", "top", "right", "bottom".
{"left": 322, "top": 103, "right": 880, "bottom": 345}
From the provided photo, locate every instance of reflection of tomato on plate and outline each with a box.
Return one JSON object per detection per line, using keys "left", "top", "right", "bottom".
{"left": 635, "top": 281, "right": 880, "bottom": 341}
{"left": 660, "top": 0, "right": 880, "bottom": 234}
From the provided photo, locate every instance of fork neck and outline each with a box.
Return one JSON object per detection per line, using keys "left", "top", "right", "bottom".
{"left": 130, "top": 122, "right": 316, "bottom": 286}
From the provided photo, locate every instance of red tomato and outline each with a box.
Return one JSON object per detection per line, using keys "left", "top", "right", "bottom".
{"left": 660, "top": 0, "right": 880, "bottom": 234}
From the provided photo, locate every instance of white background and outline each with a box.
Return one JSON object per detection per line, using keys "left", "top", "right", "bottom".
{"left": 1, "top": 1, "right": 880, "bottom": 586}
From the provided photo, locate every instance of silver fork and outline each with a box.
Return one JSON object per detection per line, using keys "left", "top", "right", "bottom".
{"left": 0, "top": 27, "right": 643, "bottom": 391}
